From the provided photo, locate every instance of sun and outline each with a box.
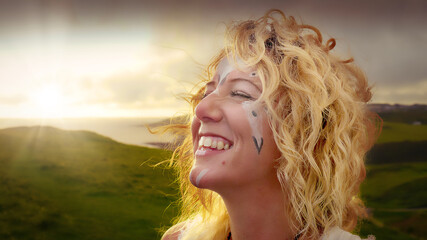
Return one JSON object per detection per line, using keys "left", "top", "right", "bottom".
{"left": 30, "top": 84, "right": 67, "bottom": 118}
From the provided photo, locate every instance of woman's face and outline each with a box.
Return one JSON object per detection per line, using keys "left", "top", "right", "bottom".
{"left": 190, "top": 58, "right": 281, "bottom": 192}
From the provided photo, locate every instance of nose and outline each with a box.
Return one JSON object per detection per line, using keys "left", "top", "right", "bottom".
{"left": 195, "top": 92, "right": 223, "bottom": 123}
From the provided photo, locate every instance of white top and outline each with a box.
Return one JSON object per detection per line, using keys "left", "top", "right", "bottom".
{"left": 320, "top": 227, "right": 375, "bottom": 240}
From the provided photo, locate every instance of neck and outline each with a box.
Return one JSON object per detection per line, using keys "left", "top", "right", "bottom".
{"left": 220, "top": 177, "right": 295, "bottom": 240}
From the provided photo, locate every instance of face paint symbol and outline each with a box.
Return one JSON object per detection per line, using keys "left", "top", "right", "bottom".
{"left": 252, "top": 136, "right": 264, "bottom": 155}
{"left": 242, "top": 101, "right": 264, "bottom": 155}
{"left": 251, "top": 110, "right": 263, "bottom": 154}
{"left": 217, "top": 58, "right": 235, "bottom": 86}
{"left": 195, "top": 169, "right": 209, "bottom": 186}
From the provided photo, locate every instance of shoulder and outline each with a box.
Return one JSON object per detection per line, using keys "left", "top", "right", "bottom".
{"left": 161, "top": 222, "right": 186, "bottom": 240}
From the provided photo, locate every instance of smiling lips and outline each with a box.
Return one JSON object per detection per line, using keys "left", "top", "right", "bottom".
{"left": 197, "top": 136, "right": 232, "bottom": 151}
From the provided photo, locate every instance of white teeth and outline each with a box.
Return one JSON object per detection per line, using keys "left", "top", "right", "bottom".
{"left": 217, "top": 141, "right": 224, "bottom": 150}
{"left": 199, "top": 137, "right": 205, "bottom": 148}
{"left": 198, "top": 136, "right": 231, "bottom": 150}
{"left": 203, "top": 137, "right": 212, "bottom": 147}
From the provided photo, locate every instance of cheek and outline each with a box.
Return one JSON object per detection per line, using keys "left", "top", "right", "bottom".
{"left": 226, "top": 105, "right": 254, "bottom": 140}
{"left": 260, "top": 115, "right": 281, "bottom": 161}
{"left": 191, "top": 117, "right": 201, "bottom": 140}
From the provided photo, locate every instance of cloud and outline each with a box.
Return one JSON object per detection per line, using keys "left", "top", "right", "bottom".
{"left": 0, "top": 94, "right": 27, "bottom": 105}
{"left": 373, "top": 79, "right": 427, "bottom": 104}
{"left": 0, "top": 0, "right": 426, "bottom": 118}
{"left": 102, "top": 71, "right": 181, "bottom": 107}
{"left": 66, "top": 46, "right": 199, "bottom": 110}
{"left": 350, "top": 28, "right": 427, "bottom": 87}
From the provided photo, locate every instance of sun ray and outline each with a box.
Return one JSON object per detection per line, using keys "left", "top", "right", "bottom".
{"left": 29, "top": 84, "right": 67, "bottom": 118}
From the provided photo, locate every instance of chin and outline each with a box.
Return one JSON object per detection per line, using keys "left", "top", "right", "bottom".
{"left": 189, "top": 167, "right": 209, "bottom": 188}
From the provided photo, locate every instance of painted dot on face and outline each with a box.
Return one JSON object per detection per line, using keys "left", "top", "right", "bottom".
{"left": 252, "top": 110, "right": 257, "bottom": 117}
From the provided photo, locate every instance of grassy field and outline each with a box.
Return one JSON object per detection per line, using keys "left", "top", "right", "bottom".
{"left": 359, "top": 162, "right": 427, "bottom": 239}
{"left": 0, "top": 118, "right": 426, "bottom": 239}
{"left": 0, "top": 126, "right": 178, "bottom": 239}
{"left": 376, "top": 122, "right": 427, "bottom": 144}
{"left": 358, "top": 113, "right": 427, "bottom": 240}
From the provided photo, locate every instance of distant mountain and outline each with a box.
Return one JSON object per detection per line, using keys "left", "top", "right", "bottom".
{"left": 0, "top": 125, "right": 118, "bottom": 145}
{"left": 145, "top": 114, "right": 189, "bottom": 128}
{"left": 368, "top": 103, "right": 427, "bottom": 113}
{"left": 368, "top": 103, "right": 427, "bottom": 124}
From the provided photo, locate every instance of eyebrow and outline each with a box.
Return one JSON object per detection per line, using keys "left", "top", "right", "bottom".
{"left": 229, "top": 78, "right": 262, "bottom": 92}
{"left": 206, "top": 77, "right": 262, "bottom": 92}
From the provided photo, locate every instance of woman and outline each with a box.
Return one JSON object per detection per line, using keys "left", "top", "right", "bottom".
{"left": 161, "top": 9, "right": 379, "bottom": 240}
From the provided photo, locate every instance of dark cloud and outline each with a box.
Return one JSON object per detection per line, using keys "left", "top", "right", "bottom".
{"left": 0, "top": 0, "right": 426, "bottom": 104}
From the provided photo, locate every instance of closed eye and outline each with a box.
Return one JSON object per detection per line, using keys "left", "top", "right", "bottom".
{"left": 231, "top": 90, "right": 254, "bottom": 100}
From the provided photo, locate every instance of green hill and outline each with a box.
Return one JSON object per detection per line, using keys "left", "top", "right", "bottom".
{"left": 359, "top": 118, "right": 427, "bottom": 240}
{"left": 367, "top": 141, "right": 427, "bottom": 164}
{"left": 376, "top": 122, "right": 427, "bottom": 144}
{"left": 374, "top": 105, "right": 427, "bottom": 125}
{"left": 0, "top": 126, "right": 177, "bottom": 240}
{"left": 359, "top": 162, "right": 427, "bottom": 240}
{"left": 1, "top": 124, "right": 426, "bottom": 240}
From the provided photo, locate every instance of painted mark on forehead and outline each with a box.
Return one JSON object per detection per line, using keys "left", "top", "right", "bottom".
{"left": 216, "top": 57, "right": 253, "bottom": 85}
{"left": 210, "top": 57, "right": 258, "bottom": 97}
{"left": 216, "top": 58, "right": 234, "bottom": 86}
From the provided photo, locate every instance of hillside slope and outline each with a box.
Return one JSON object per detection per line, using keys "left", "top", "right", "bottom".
{"left": 1, "top": 124, "right": 426, "bottom": 240}
{"left": 0, "top": 126, "right": 176, "bottom": 240}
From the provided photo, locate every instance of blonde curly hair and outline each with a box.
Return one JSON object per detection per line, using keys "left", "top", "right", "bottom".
{"left": 161, "top": 9, "right": 381, "bottom": 240}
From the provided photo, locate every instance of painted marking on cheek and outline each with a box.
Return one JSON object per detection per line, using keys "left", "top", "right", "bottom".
{"left": 252, "top": 136, "right": 264, "bottom": 155}
{"left": 196, "top": 169, "right": 209, "bottom": 186}
{"left": 242, "top": 101, "right": 264, "bottom": 155}
{"left": 251, "top": 110, "right": 263, "bottom": 154}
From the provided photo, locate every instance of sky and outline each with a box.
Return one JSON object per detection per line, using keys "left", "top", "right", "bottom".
{"left": 0, "top": 0, "right": 426, "bottom": 118}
